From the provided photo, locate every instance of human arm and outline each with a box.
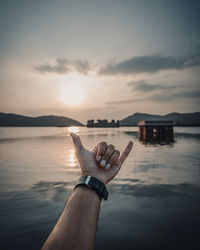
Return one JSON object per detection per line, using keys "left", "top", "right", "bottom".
{"left": 42, "top": 133, "right": 133, "bottom": 250}
{"left": 42, "top": 185, "right": 100, "bottom": 250}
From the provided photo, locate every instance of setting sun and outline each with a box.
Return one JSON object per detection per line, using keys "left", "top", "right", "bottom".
{"left": 61, "top": 82, "right": 85, "bottom": 106}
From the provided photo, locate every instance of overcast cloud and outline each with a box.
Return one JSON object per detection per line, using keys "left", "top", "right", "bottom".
{"left": 1, "top": 0, "right": 200, "bottom": 121}
{"left": 35, "top": 58, "right": 91, "bottom": 75}
{"left": 99, "top": 55, "right": 200, "bottom": 75}
{"left": 106, "top": 89, "right": 200, "bottom": 105}
{"left": 127, "top": 80, "right": 176, "bottom": 92}
{"left": 34, "top": 54, "right": 200, "bottom": 76}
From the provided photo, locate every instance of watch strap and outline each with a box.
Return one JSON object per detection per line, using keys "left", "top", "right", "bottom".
{"left": 75, "top": 176, "right": 108, "bottom": 200}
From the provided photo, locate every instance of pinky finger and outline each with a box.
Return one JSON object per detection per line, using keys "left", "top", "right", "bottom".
{"left": 119, "top": 141, "right": 133, "bottom": 165}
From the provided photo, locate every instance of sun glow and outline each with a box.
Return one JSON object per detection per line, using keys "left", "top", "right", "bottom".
{"left": 61, "top": 82, "right": 85, "bottom": 106}
{"left": 68, "top": 126, "right": 79, "bottom": 134}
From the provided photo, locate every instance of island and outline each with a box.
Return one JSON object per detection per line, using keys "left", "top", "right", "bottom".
{"left": 0, "top": 113, "right": 83, "bottom": 127}
{"left": 87, "top": 119, "right": 120, "bottom": 128}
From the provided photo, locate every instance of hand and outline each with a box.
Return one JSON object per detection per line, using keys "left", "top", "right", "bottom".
{"left": 70, "top": 133, "right": 133, "bottom": 185}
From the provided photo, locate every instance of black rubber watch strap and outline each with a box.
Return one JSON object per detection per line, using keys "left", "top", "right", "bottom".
{"left": 75, "top": 176, "right": 108, "bottom": 200}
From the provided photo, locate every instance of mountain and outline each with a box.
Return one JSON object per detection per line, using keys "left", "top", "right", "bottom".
{"left": 0, "top": 113, "right": 83, "bottom": 127}
{"left": 120, "top": 112, "right": 200, "bottom": 126}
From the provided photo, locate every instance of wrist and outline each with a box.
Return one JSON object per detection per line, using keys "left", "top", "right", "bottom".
{"left": 75, "top": 175, "right": 109, "bottom": 200}
{"left": 81, "top": 173, "right": 107, "bottom": 185}
{"left": 75, "top": 185, "right": 101, "bottom": 201}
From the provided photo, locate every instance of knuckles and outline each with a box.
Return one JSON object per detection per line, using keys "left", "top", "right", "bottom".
{"left": 114, "top": 150, "right": 120, "bottom": 156}
{"left": 99, "top": 141, "right": 107, "bottom": 148}
{"left": 107, "top": 144, "right": 115, "bottom": 151}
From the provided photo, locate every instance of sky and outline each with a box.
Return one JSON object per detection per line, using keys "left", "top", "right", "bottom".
{"left": 0, "top": 0, "right": 200, "bottom": 123}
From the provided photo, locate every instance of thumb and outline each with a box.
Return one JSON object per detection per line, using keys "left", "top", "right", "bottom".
{"left": 70, "top": 132, "right": 84, "bottom": 152}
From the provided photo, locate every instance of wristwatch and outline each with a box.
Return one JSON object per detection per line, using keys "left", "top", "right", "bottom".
{"left": 75, "top": 176, "right": 108, "bottom": 200}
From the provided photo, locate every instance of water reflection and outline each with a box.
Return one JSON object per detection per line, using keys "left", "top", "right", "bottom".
{"left": 68, "top": 148, "right": 76, "bottom": 167}
{"left": 109, "top": 182, "right": 200, "bottom": 199}
{"left": 124, "top": 131, "right": 174, "bottom": 146}
{"left": 0, "top": 126, "right": 200, "bottom": 250}
{"left": 67, "top": 126, "right": 79, "bottom": 134}
{"left": 139, "top": 138, "right": 174, "bottom": 146}
{"left": 31, "top": 181, "right": 74, "bottom": 203}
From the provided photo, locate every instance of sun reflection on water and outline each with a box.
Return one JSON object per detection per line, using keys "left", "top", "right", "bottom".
{"left": 68, "top": 126, "right": 79, "bottom": 134}
{"left": 68, "top": 148, "right": 76, "bottom": 167}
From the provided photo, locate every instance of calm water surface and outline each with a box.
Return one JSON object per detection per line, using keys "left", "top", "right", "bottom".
{"left": 0, "top": 127, "right": 200, "bottom": 250}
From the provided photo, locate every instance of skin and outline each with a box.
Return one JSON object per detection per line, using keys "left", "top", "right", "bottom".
{"left": 42, "top": 133, "right": 133, "bottom": 250}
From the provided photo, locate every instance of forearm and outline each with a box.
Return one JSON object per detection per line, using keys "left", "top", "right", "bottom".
{"left": 42, "top": 134, "right": 133, "bottom": 250}
{"left": 42, "top": 185, "right": 101, "bottom": 250}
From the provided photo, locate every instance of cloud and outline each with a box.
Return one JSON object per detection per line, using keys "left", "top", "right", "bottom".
{"left": 128, "top": 80, "right": 175, "bottom": 92}
{"left": 105, "top": 89, "right": 200, "bottom": 105}
{"left": 150, "top": 95, "right": 172, "bottom": 102}
{"left": 150, "top": 90, "right": 200, "bottom": 103}
{"left": 106, "top": 95, "right": 171, "bottom": 105}
{"left": 72, "top": 60, "right": 91, "bottom": 74}
{"left": 34, "top": 58, "right": 91, "bottom": 74}
{"left": 174, "top": 90, "right": 200, "bottom": 98}
{"left": 106, "top": 97, "right": 145, "bottom": 105}
{"left": 99, "top": 55, "right": 200, "bottom": 75}
{"left": 192, "top": 30, "right": 200, "bottom": 45}
{"left": 34, "top": 54, "right": 200, "bottom": 76}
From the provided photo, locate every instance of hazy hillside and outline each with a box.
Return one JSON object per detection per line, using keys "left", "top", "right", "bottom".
{"left": 0, "top": 113, "right": 83, "bottom": 127}
{"left": 120, "top": 112, "right": 200, "bottom": 126}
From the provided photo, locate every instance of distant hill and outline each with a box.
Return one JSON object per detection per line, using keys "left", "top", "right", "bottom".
{"left": 120, "top": 112, "right": 200, "bottom": 126}
{"left": 0, "top": 113, "right": 83, "bottom": 127}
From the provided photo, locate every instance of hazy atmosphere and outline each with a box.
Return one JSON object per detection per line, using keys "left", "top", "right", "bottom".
{"left": 1, "top": 1, "right": 200, "bottom": 250}
{"left": 0, "top": 0, "right": 200, "bottom": 122}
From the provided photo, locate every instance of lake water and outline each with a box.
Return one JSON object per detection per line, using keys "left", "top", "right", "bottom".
{"left": 0, "top": 127, "right": 200, "bottom": 250}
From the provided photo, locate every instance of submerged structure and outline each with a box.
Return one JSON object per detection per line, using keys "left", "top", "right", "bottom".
{"left": 138, "top": 120, "right": 174, "bottom": 142}
{"left": 87, "top": 119, "right": 120, "bottom": 128}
